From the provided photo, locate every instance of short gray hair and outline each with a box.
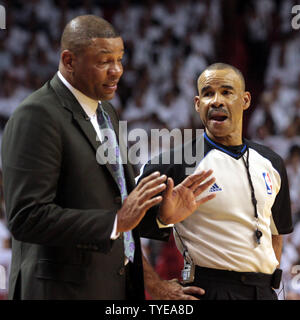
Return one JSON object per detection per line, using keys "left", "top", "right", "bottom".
{"left": 200, "top": 63, "right": 245, "bottom": 91}
{"left": 61, "top": 15, "right": 120, "bottom": 54}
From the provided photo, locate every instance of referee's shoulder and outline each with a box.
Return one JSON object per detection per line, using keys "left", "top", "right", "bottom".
{"left": 245, "top": 138, "right": 285, "bottom": 171}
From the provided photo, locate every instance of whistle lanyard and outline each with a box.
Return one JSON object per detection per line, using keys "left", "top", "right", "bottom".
{"left": 241, "top": 147, "right": 263, "bottom": 245}
{"left": 174, "top": 226, "right": 194, "bottom": 264}
{"left": 174, "top": 226, "right": 195, "bottom": 284}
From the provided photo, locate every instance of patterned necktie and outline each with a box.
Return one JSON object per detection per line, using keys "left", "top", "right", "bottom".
{"left": 96, "top": 104, "right": 135, "bottom": 262}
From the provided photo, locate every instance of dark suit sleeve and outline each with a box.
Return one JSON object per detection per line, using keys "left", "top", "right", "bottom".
{"left": 1, "top": 103, "right": 116, "bottom": 253}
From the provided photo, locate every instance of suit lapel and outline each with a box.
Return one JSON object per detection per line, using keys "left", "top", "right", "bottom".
{"left": 101, "top": 101, "right": 136, "bottom": 191}
{"left": 50, "top": 74, "right": 121, "bottom": 188}
{"left": 72, "top": 113, "right": 123, "bottom": 187}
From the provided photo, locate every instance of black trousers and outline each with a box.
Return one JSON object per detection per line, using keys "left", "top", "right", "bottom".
{"left": 186, "top": 266, "right": 278, "bottom": 300}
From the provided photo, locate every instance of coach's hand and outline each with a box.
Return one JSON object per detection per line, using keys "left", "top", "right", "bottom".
{"left": 143, "top": 255, "right": 204, "bottom": 300}
{"left": 149, "top": 278, "right": 205, "bottom": 300}
{"left": 158, "top": 170, "right": 216, "bottom": 225}
{"left": 117, "top": 171, "right": 167, "bottom": 232}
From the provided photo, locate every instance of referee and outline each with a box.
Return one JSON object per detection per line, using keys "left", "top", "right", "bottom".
{"left": 138, "top": 63, "right": 293, "bottom": 300}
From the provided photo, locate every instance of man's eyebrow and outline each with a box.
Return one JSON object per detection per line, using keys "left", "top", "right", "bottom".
{"left": 97, "top": 48, "right": 125, "bottom": 54}
{"left": 201, "top": 85, "right": 211, "bottom": 94}
{"left": 221, "top": 85, "right": 234, "bottom": 90}
{"left": 201, "top": 84, "right": 234, "bottom": 94}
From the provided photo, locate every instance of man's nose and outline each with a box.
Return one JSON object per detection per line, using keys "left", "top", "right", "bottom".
{"left": 108, "top": 62, "right": 123, "bottom": 77}
{"left": 211, "top": 93, "right": 224, "bottom": 108}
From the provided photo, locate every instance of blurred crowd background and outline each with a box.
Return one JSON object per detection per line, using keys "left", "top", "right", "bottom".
{"left": 0, "top": 0, "right": 300, "bottom": 300}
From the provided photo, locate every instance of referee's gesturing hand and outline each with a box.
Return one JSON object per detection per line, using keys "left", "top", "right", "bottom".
{"left": 157, "top": 170, "right": 216, "bottom": 225}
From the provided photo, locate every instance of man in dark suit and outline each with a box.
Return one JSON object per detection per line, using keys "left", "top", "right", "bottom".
{"left": 1, "top": 15, "right": 210, "bottom": 300}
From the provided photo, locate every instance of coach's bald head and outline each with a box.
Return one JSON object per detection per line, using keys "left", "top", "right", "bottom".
{"left": 60, "top": 15, "right": 120, "bottom": 55}
{"left": 59, "top": 15, "right": 124, "bottom": 101}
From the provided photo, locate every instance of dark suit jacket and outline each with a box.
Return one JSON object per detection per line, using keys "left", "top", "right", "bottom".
{"left": 1, "top": 74, "right": 168, "bottom": 300}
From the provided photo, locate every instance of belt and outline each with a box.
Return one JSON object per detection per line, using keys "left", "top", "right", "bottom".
{"left": 194, "top": 266, "right": 282, "bottom": 289}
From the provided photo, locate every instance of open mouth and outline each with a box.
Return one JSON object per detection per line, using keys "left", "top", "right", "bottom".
{"left": 209, "top": 114, "right": 228, "bottom": 122}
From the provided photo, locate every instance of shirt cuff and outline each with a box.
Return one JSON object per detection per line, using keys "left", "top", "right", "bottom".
{"left": 156, "top": 216, "right": 174, "bottom": 228}
{"left": 110, "top": 215, "right": 120, "bottom": 239}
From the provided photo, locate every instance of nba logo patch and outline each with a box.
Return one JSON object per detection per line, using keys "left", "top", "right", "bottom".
{"left": 262, "top": 172, "right": 273, "bottom": 195}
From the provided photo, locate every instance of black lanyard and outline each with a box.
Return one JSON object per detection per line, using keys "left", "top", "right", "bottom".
{"left": 241, "top": 147, "right": 263, "bottom": 245}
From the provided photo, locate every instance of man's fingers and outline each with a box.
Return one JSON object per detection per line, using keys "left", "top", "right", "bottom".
{"left": 164, "top": 177, "right": 174, "bottom": 198}
{"left": 189, "top": 170, "right": 214, "bottom": 191}
{"left": 140, "top": 196, "right": 163, "bottom": 212}
{"left": 139, "top": 183, "right": 167, "bottom": 204}
{"left": 138, "top": 174, "right": 167, "bottom": 193}
{"left": 194, "top": 177, "right": 216, "bottom": 196}
{"left": 196, "top": 193, "right": 216, "bottom": 206}
{"left": 179, "top": 285, "right": 205, "bottom": 300}
{"left": 181, "top": 171, "right": 206, "bottom": 187}
{"left": 182, "top": 169, "right": 213, "bottom": 190}
{"left": 182, "top": 286, "right": 205, "bottom": 296}
{"left": 136, "top": 171, "right": 161, "bottom": 190}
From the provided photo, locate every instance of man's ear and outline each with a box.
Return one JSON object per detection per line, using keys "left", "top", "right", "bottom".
{"left": 60, "top": 50, "right": 75, "bottom": 73}
{"left": 194, "top": 96, "right": 200, "bottom": 112}
{"left": 243, "top": 91, "right": 251, "bottom": 111}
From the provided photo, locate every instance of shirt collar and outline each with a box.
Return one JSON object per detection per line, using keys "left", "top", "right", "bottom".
{"left": 204, "top": 132, "right": 247, "bottom": 159}
{"left": 57, "top": 71, "right": 100, "bottom": 118}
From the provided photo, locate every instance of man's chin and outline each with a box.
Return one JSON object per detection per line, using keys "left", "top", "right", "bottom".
{"left": 205, "top": 128, "right": 233, "bottom": 143}
{"left": 98, "top": 93, "right": 116, "bottom": 101}
{"left": 206, "top": 127, "right": 229, "bottom": 139}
